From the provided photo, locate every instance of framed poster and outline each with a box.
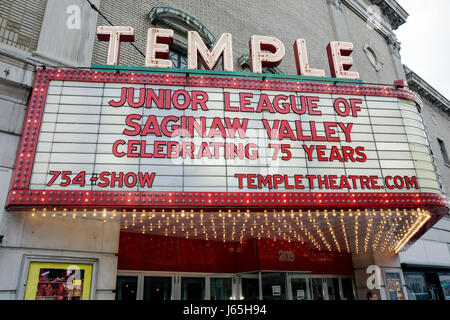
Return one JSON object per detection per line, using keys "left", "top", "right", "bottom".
{"left": 24, "top": 262, "right": 93, "bottom": 300}
{"left": 384, "top": 272, "right": 405, "bottom": 300}
{"left": 272, "top": 285, "right": 281, "bottom": 296}
{"left": 296, "top": 289, "right": 305, "bottom": 300}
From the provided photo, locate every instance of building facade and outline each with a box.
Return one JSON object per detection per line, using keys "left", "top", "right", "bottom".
{"left": 0, "top": 0, "right": 448, "bottom": 300}
{"left": 399, "top": 66, "right": 450, "bottom": 300}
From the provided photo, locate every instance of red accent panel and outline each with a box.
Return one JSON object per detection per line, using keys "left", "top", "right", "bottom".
{"left": 177, "top": 238, "right": 211, "bottom": 272}
{"left": 207, "top": 241, "right": 237, "bottom": 273}
{"left": 117, "top": 232, "right": 144, "bottom": 270}
{"left": 118, "top": 232, "right": 354, "bottom": 275}
{"left": 235, "top": 239, "right": 259, "bottom": 272}
{"left": 310, "top": 250, "right": 353, "bottom": 276}
{"left": 142, "top": 234, "right": 178, "bottom": 272}
{"left": 257, "top": 238, "right": 312, "bottom": 271}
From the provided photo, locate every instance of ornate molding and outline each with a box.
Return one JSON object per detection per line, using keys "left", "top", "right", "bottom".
{"left": 386, "top": 34, "right": 401, "bottom": 58}
{"left": 404, "top": 65, "right": 450, "bottom": 117}
{"left": 342, "top": 1, "right": 389, "bottom": 39}
{"left": 363, "top": 41, "right": 383, "bottom": 72}
{"left": 370, "top": 0, "right": 408, "bottom": 30}
{"left": 327, "top": 0, "right": 343, "bottom": 11}
{"left": 148, "top": 7, "right": 216, "bottom": 47}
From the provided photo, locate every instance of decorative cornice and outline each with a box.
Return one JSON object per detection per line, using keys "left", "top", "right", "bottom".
{"left": 343, "top": 0, "right": 407, "bottom": 36}
{"left": 343, "top": 0, "right": 392, "bottom": 38}
{"left": 404, "top": 65, "right": 450, "bottom": 117}
{"left": 370, "top": 0, "right": 408, "bottom": 30}
{"left": 327, "top": 0, "right": 343, "bottom": 11}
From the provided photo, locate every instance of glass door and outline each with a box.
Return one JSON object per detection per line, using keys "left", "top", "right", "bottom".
{"left": 341, "top": 277, "right": 355, "bottom": 300}
{"left": 261, "top": 272, "right": 287, "bottom": 300}
{"left": 210, "top": 277, "right": 233, "bottom": 300}
{"left": 143, "top": 276, "right": 172, "bottom": 300}
{"left": 308, "top": 277, "right": 355, "bottom": 300}
{"left": 311, "top": 278, "right": 325, "bottom": 300}
{"left": 238, "top": 273, "right": 260, "bottom": 300}
{"left": 326, "top": 278, "right": 341, "bottom": 300}
{"left": 116, "top": 276, "right": 138, "bottom": 300}
{"left": 288, "top": 274, "right": 311, "bottom": 300}
{"left": 180, "top": 277, "right": 206, "bottom": 300}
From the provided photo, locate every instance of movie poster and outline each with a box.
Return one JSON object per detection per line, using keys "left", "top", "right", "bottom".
{"left": 385, "top": 272, "right": 404, "bottom": 300}
{"left": 24, "top": 262, "right": 93, "bottom": 300}
{"left": 35, "top": 268, "right": 85, "bottom": 300}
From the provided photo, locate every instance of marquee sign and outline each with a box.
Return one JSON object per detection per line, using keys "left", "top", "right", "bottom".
{"left": 6, "top": 68, "right": 447, "bottom": 212}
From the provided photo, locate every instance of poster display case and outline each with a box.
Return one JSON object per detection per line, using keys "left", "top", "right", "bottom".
{"left": 24, "top": 262, "right": 93, "bottom": 300}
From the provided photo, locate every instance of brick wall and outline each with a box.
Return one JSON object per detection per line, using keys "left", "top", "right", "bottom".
{"left": 91, "top": 0, "right": 399, "bottom": 84}
{"left": 342, "top": 4, "right": 398, "bottom": 84}
{"left": 91, "top": 0, "right": 336, "bottom": 74}
{"left": 0, "top": 0, "right": 47, "bottom": 52}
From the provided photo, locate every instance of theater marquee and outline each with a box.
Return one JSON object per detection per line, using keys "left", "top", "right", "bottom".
{"left": 5, "top": 68, "right": 446, "bottom": 213}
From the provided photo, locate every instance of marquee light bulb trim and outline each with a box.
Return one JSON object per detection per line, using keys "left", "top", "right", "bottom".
{"left": 7, "top": 189, "right": 447, "bottom": 210}
{"left": 27, "top": 207, "right": 433, "bottom": 254}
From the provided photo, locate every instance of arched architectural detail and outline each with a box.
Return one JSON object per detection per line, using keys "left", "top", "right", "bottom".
{"left": 148, "top": 7, "right": 216, "bottom": 47}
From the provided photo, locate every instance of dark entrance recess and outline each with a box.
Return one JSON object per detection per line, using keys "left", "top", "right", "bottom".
{"left": 115, "top": 276, "right": 138, "bottom": 300}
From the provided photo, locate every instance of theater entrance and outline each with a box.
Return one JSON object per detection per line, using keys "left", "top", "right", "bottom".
{"left": 116, "top": 272, "right": 236, "bottom": 300}
{"left": 116, "top": 232, "right": 356, "bottom": 300}
{"left": 115, "top": 271, "right": 355, "bottom": 300}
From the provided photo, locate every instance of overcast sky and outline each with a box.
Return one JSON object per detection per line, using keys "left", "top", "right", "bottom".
{"left": 395, "top": 0, "right": 450, "bottom": 99}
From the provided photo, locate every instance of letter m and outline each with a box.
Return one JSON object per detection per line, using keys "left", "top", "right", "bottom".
{"left": 187, "top": 31, "right": 233, "bottom": 71}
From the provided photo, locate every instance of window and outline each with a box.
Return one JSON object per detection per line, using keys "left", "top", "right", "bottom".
{"left": 437, "top": 138, "right": 450, "bottom": 165}
{"left": 438, "top": 274, "right": 450, "bottom": 300}
{"left": 404, "top": 273, "right": 430, "bottom": 300}
{"left": 148, "top": 7, "right": 216, "bottom": 70}
{"left": 169, "top": 49, "right": 187, "bottom": 69}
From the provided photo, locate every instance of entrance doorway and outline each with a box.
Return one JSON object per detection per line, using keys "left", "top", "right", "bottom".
{"left": 261, "top": 272, "right": 287, "bottom": 300}
{"left": 144, "top": 276, "right": 172, "bottom": 300}
{"left": 180, "top": 277, "right": 205, "bottom": 300}
{"left": 288, "top": 273, "right": 311, "bottom": 300}
{"left": 238, "top": 273, "right": 259, "bottom": 300}
{"left": 115, "top": 271, "right": 355, "bottom": 300}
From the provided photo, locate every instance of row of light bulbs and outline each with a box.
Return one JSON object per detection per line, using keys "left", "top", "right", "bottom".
{"left": 29, "top": 207, "right": 431, "bottom": 254}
